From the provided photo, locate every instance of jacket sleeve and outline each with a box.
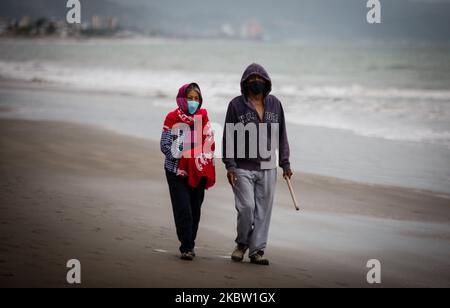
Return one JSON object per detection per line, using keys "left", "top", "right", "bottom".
{"left": 160, "top": 116, "right": 183, "bottom": 159}
{"left": 222, "top": 102, "right": 237, "bottom": 172}
{"left": 278, "top": 101, "right": 291, "bottom": 172}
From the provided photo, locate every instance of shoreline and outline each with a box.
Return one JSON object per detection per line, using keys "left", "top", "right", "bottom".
{"left": 1, "top": 78, "right": 450, "bottom": 195}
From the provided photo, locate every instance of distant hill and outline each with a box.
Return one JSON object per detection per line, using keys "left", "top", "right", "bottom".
{"left": 1, "top": 0, "right": 449, "bottom": 43}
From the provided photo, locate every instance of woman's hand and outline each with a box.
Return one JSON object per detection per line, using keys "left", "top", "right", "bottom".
{"left": 227, "top": 171, "right": 237, "bottom": 187}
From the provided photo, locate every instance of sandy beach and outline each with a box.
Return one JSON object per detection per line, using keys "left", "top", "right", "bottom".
{"left": 1, "top": 117, "right": 449, "bottom": 288}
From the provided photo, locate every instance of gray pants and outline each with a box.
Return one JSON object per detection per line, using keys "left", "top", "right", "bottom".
{"left": 232, "top": 168, "right": 277, "bottom": 257}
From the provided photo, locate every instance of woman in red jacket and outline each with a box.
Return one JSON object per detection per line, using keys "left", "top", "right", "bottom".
{"left": 160, "top": 83, "right": 215, "bottom": 261}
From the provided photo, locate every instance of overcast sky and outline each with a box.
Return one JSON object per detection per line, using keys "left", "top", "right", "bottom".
{"left": 1, "top": 0, "right": 449, "bottom": 43}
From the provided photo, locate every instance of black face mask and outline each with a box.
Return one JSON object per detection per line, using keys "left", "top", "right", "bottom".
{"left": 246, "top": 80, "right": 265, "bottom": 96}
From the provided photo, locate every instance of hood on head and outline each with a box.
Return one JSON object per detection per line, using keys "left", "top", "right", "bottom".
{"left": 176, "top": 82, "right": 203, "bottom": 113}
{"left": 240, "top": 63, "right": 272, "bottom": 98}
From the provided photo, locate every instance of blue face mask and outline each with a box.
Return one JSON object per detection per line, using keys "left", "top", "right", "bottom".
{"left": 187, "top": 100, "right": 200, "bottom": 115}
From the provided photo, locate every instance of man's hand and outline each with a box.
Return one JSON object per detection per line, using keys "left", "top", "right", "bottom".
{"left": 283, "top": 169, "right": 293, "bottom": 180}
{"left": 227, "top": 171, "right": 237, "bottom": 187}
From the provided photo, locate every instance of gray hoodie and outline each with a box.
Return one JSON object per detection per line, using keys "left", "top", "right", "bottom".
{"left": 222, "top": 63, "right": 291, "bottom": 172}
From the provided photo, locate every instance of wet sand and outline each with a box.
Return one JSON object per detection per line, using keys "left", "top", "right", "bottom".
{"left": 0, "top": 118, "right": 449, "bottom": 287}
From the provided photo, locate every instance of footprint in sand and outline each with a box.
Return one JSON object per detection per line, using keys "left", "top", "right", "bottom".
{"left": 30, "top": 229, "right": 47, "bottom": 235}
{"left": 115, "top": 262, "right": 129, "bottom": 268}
{"left": 4, "top": 243, "right": 20, "bottom": 249}
{"left": 114, "top": 236, "right": 134, "bottom": 241}
{"left": 88, "top": 250, "right": 104, "bottom": 256}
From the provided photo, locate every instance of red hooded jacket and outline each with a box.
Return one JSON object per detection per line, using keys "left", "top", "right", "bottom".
{"left": 162, "top": 83, "right": 215, "bottom": 189}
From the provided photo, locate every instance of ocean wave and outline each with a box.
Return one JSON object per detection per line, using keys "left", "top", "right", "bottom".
{"left": 277, "top": 84, "right": 450, "bottom": 101}
{"left": 1, "top": 60, "right": 450, "bottom": 147}
{"left": 284, "top": 112, "right": 450, "bottom": 147}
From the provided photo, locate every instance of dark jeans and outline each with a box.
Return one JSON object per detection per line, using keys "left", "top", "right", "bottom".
{"left": 165, "top": 170, "right": 206, "bottom": 253}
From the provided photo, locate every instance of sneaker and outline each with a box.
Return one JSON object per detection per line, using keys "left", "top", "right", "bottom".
{"left": 180, "top": 251, "right": 194, "bottom": 261}
{"left": 231, "top": 244, "right": 248, "bottom": 262}
{"left": 190, "top": 249, "right": 196, "bottom": 258}
{"left": 250, "top": 251, "right": 269, "bottom": 266}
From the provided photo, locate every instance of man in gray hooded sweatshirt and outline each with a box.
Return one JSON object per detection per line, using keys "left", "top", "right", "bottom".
{"left": 222, "top": 63, "right": 292, "bottom": 265}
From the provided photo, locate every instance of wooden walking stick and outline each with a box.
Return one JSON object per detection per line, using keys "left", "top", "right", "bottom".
{"left": 284, "top": 177, "right": 299, "bottom": 211}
